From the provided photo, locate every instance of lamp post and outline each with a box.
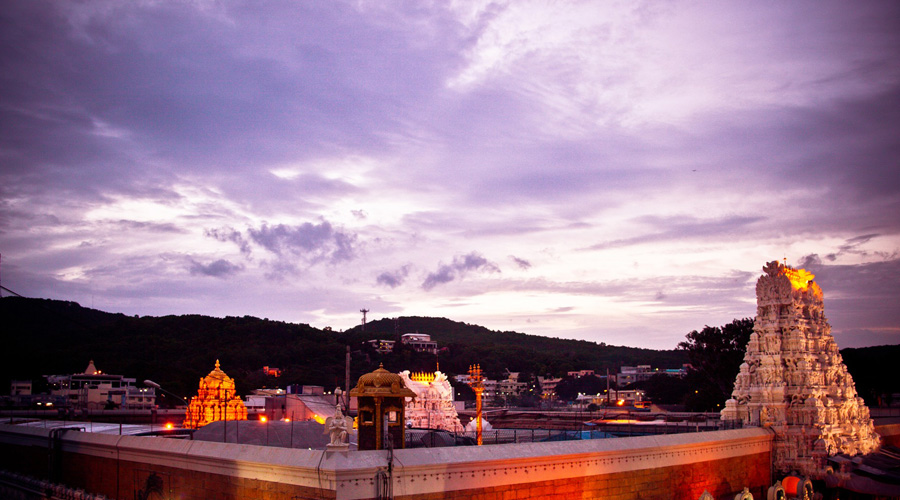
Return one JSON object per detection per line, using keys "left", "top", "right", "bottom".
{"left": 467, "top": 365, "right": 484, "bottom": 446}
{"left": 144, "top": 380, "right": 189, "bottom": 431}
{"left": 143, "top": 380, "right": 189, "bottom": 406}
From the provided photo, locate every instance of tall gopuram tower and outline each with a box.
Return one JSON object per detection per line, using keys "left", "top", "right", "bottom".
{"left": 721, "top": 261, "right": 880, "bottom": 478}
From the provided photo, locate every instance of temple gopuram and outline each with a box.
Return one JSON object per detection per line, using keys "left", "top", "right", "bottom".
{"left": 722, "top": 261, "right": 880, "bottom": 478}
{"left": 183, "top": 360, "right": 247, "bottom": 429}
{"left": 399, "top": 369, "right": 464, "bottom": 432}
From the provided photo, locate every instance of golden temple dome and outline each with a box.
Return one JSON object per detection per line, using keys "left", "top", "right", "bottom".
{"left": 351, "top": 364, "right": 416, "bottom": 398}
{"left": 184, "top": 359, "right": 247, "bottom": 429}
{"left": 201, "top": 359, "right": 232, "bottom": 388}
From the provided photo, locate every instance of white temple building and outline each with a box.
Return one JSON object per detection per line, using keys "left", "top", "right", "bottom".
{"left": 399, "top": 370, "right": 464, "bottom": 432}
{"left": 721, "top": 261, "right": 880, "bottom": 478}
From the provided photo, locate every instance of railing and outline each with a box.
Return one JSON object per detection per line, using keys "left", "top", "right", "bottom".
{"left": 405, "top": 419, "right": 744, "bottom": 448}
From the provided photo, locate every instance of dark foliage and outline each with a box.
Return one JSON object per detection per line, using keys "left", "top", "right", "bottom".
{"left": 345, "top": 316, "right": 687, "bottom": 381}
{"left": 2, "top": 298, "right": 896, "bottom": 410}
{"left": 639, "top": 373, "right": 692, "bottom": 405}
{"left": 555, "top": 375, "right": 608, "bottom": 401}
{"left": 1, "top": 297, "right": 686, "bottom": 399}
{"left": 841, "top": 345, "right": 900, "bottom": 407}
{"left": 678, "top": 318, "right": 754, "bottom": 411}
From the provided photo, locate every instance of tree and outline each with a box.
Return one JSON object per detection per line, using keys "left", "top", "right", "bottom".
{"left": 640, "top": 373, "right": 691, "bottom": 405}
{"left": 677, "top": 318, "right": 754, "bottom": 411}
{"left": 555, "top": 375, "right": 606, "bottom": 401}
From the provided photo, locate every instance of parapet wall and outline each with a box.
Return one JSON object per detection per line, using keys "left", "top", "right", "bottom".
{"left": 0, "top": 424, "right": 772, "bottom": 500}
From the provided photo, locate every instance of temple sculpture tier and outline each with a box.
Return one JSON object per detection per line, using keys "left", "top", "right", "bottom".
{"left": 184, "top": 360, "right": 248, "bottom": 429}
{"left": 721, "top": 261, "right": 880, "bottom": 478}
{"left": 399, "top": 370, "right": 464, "bottom": 432}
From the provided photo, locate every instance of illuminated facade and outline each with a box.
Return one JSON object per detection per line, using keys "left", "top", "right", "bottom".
{"left": 183, "top": 360, "right": 247, "bottom": 429}
{"left": 399, "top": 370, "right": 464, "bottom": 432}
{"left": 722, "top": 261, "right": 880, "bottom": 478}
{"left": 401, "top": 333, "right": 438, "bottom": 354}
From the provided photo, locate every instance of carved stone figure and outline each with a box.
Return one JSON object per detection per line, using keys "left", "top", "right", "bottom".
{"left": 721, "top": 261, "right": 881, "bottom": 478}
{"left": 325, "top": 405, "right": 353, "bottom": 447}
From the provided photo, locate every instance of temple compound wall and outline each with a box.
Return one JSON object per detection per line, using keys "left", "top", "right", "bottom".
{"left": 0, "top": 424, "right": 772, "bottom": 500}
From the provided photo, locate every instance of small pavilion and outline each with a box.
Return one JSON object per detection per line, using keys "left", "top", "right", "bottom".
{"left": 350, "top": 364, "right": 416, "bottom": 450}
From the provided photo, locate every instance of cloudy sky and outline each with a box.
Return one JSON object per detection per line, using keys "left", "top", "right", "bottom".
{"left": 2, "top": 1, "right": 899, "bottom": 350}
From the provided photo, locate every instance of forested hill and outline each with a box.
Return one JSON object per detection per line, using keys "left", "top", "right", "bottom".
{"left": 4, "top": 297, "right": 893, "bottom": 406}
{"left": 1, "top": 297, "right": 684, "bottom": 398}
{"left": 342, "top": 316, "right": 687, "bottom": 380}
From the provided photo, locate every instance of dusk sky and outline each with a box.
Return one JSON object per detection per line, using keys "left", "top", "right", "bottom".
{"left": 2, "top": 1, "right": 899, "bottom": 350}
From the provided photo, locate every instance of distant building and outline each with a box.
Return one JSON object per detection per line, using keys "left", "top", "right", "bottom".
{"left": 567, "top": 370, "right": 595, "bottom": 378}
{"left": 286, "top": 385, "right": 325, "bottom": 395}
{"left": 10, "top": 380, "right": 32, "bottom": 396}
{"left": 45, "top": 360, "right": 155, "bottom": 410}
{"left": 401, "top": 333, "right": 438, "bottom": 354}
{"left": 617, "top": 365, "right": 687, "bottom": 387}
{"left": 366, "top": 339, "right": 396, "bottom": 354}
{"left": 537, "top": 376, "right": 562, "bottom": 400}
{"left": 262, "top": 366, "right": 282, "bottom": 377}
{"left": 577, "top": 389, "right": 646, "bottom": 407}
{"left": 455, "top": 372, "right": 534, "bottom": 405}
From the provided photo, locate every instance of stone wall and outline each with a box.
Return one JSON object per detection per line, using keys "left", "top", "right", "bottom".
{"left": 0, "top": 424, "right": 772, "bottom": 500}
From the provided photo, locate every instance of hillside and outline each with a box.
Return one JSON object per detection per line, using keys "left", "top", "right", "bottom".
{"left": 2, "top": 297, "right": 894, "bottom": 406}
{"left": 1, "top": 297, "right": 684, "bottom": 398}
{"left": 342, "top": 316, "right": 686, "bottom": 380}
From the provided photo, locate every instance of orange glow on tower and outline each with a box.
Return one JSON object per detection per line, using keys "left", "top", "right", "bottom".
{"left": 783, "top": 267, "right": 815, "bottom": 291}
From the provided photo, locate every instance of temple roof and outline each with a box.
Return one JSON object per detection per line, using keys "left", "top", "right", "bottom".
{"left": 202, "top": 359, "right": 232, "bottom": 387}
{"left": 350, "top": 364, "right": 416, "bottom": 398}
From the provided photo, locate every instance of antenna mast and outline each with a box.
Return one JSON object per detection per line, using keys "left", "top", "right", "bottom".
{"left": 360, "top": 308, "right": 369, "bottom": 332}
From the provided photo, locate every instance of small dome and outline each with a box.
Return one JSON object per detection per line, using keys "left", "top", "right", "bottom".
{"left": 351, "top": 364, "right": 416, "bottom": 398}
{"left": 203, "top": 360, "right": 229, "bottom": 385}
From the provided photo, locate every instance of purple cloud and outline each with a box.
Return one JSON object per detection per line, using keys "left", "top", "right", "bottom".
{"left": 422, "top": 252, "right": 500, "bottom": 290}
{"left": 376, "top": 265, "right": 411, "bottom": 288}
{"left": 189, "top": 258, "right": 243, "bottom": 278}
{"left": 247, "top": 221, "right": 356, "bottom": 263}
{"left": 510, "top": 256, "right": 532, "bottom": 270}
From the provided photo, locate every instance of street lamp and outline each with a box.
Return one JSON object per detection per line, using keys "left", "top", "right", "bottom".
{"left": 143, "top": 380, "right": 189, "bottom": 407}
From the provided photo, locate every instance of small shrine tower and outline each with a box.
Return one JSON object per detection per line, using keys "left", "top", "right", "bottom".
{"left": 350, "top": 364, "right": 416, "bottom": 450}
{"left": 184, "top": 360, "right": 247, "bottom": 429}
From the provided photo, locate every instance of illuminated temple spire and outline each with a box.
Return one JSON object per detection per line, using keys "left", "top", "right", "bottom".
{"left": 183, "top": 359, "right": 247, "bottom": 429}
{"left": 722, "top": 261, "right": 880, "bottom": 478}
